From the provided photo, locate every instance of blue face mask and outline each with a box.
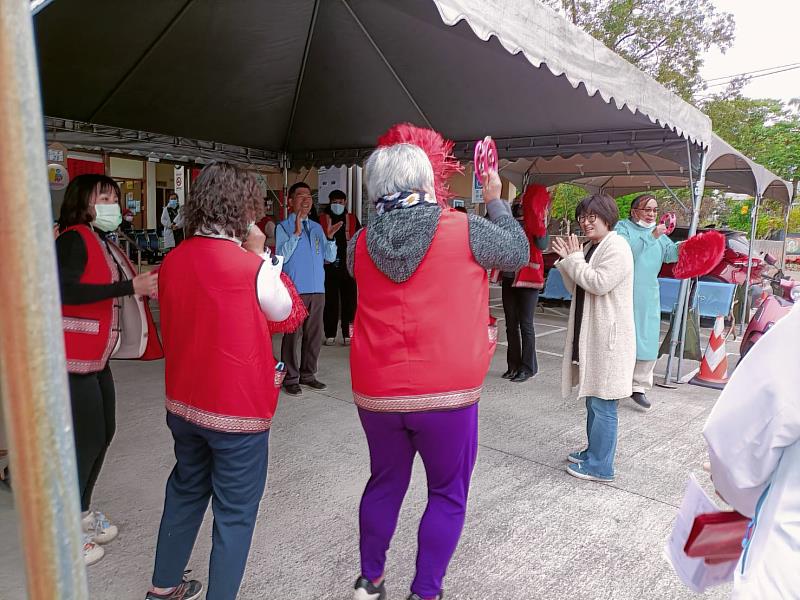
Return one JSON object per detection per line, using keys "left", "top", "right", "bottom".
{"left": 330, "top": 203, "right": 345, "bottom": 216}
{"left": 168, "top": 199, "right": 178, "bottom": 209}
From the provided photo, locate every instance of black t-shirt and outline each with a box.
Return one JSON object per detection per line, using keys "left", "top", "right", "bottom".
{"left": 571, "top": 242, "right": 598, "bottom": 363}
{"left": 56, "top": 229, "right": 134, "bottom": 305}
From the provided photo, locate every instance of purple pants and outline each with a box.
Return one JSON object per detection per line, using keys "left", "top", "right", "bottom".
{"left": 357, "top": 404, "right": 478, "bottom": 599}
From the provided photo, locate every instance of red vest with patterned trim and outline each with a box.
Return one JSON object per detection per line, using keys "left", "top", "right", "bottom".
{"left": 350, "top": 209, "right": 496, "bottom": 412}
{"left": 159, "top": 236, "right": 278, "bottom": 433}
{"left": 61, "top": 225, "right": 120, "bottom": 374}
{"left": 319, "top": 213, "right": 357, "bottom": 240}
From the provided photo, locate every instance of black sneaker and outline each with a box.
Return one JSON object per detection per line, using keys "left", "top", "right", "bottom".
{"left": 300, "top": 378, "right": 327, "bottom": 390}
{"left": 501, "top": 368, "right": 517, "bottom": 379}
{"left": 511, "top": 370, "right": 537, "bottom": 383}
{"left": 283, "top": 383, "right": 303, "bottom": 396}
{"left": 354, "top": 576, "right": 386, "bottom": 600}
{"left": 145, "top": 577, "right": 203, "bottom": 600}
{"left": 631, "top": 392, "right": 652, "bottom": 411}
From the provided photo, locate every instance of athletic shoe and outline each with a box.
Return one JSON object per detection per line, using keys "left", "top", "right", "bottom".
{"left": 353, "top": 576, "right": 386, "bottom": 600}
{"left": 631, "top": 392, "right": 652, "bottom": 411}
{"left": 567, "top": 450, "right": 587, "bottom": 464}
{"left": 501, "top": 369, "right": 517, "bottom": 379}
{"left": 566, "top": 462, "right": 614, "bottom": 482}
{"left": 283, "top": 383, "right": 302, "bottom": 396}
{"left": 324, "top": 337, "right": 336, "bottom": 346}
{"left": 407, "top": 593, "right": 443, "bottom": 600}
{"left": 343, "top": 337, "right": 351, "bottom": 346}
{"left": 300, "top": 378, "right": 327, "bottom": 390}
{"left": 145, "top": 575, "right": 203, "bottom": 600}
{"left": 82, "top": 534, "right": 105, "bottom": 566}
{"left": 82, "top": 510, "right": 118, "bottom": 544}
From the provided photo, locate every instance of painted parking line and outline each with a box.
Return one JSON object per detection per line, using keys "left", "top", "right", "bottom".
{"left": 535, "top": 327, "right": 567, "bottom": 338}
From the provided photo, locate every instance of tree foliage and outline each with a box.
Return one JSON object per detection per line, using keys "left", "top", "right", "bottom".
{"left": 542, "top": 0, "right": 735, "bottom": 100}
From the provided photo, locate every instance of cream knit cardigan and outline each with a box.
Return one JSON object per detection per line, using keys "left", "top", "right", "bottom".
{"left": 557, "top": 231, "right": 636, "bottom": 400}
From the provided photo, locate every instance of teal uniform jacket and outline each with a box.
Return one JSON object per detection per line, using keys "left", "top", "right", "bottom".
{"left": 615, "top": 219, "right": 679, "bottom": 361}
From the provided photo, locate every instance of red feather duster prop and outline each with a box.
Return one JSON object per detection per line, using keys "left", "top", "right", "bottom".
{"left": 377, "top": 123, "right": 463, "bottom": 205}
{"left": 268, "top": 272, "right": 308, "bottom": 334}
{"left": 672, "top": 231, "right": 726, "bottom": 279}
{"left": 521, "top": 184, "right": 551, "bottom": 238}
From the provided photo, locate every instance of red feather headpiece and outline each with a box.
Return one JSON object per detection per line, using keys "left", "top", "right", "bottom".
{"left": 377, "top": 123, "right": 463, "bottom": 205}
{"left": 521, "top": 184, "right": 551, "bottom": 238}
{"left": 672, "top": 231, "right": 726, "bottom": 279}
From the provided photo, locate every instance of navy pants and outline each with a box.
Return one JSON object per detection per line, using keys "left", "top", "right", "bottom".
{"left": 152, "top": 413, "right": 269, "bottom": 600}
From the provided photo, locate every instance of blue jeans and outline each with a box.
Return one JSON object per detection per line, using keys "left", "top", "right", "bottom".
{"left": 582, "top": 396, "right": 618, "bottom": 478}
{"left": 152, "top": 413, "right": 269, "bottom": 600}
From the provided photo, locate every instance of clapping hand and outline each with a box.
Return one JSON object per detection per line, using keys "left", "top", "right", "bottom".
{"left": 552, "top": 234, "right": 583, "bottom": 259}
{"left": 326, "top": 221, "right": 343, "bottom": 239}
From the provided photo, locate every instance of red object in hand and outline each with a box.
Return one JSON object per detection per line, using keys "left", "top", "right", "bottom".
{"left": 672, "top": 231, "right": 726, "bottom": 279}
{"left": 659, "top": 211, "right": 677, "bottom": 235}
{"left": 684, "top": 510, "right": 750, "bottom": 565}
{"left": 473, "top": 136, "right": 498, "bottom": 182}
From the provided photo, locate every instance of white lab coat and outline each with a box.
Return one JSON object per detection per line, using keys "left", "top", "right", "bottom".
{"left": 703, "top": 302, "right": 800, "bottom": 599}
{"left": 160, "top": 206, "right": 183, "bottom": 249}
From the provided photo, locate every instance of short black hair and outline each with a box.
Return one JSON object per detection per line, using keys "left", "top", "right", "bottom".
{"left": 328, "top": 189, "right": 346, "bottom": 201}
{"left": 575, "top": 193, "right": 619, "bottom": 229}
{"left": 288, "top": 182, "right": 311, "bottom": 198}
{"left": 59, "top": 174, "right": 120, "bottom": 228}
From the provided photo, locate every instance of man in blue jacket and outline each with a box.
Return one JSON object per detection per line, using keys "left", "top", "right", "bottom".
{"left": 277, "top": 182, "right": 340, "bottom": 395}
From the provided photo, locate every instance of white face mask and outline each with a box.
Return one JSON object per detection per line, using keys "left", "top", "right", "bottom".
{"left": 636, "top": 219, "right": 656, "bottom": 230}
{"left": 93, "top": 204, "right": 122, "bottom": 232}
{"left": 330, "top": 203, "right": 345, "bottom": 216}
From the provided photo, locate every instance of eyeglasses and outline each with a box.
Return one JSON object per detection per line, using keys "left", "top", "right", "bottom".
{"left": 636, "top": 207, "right": 658, "bottom": 214}
{"left": 577, "top": 214, "right": 597, "bottom": 224}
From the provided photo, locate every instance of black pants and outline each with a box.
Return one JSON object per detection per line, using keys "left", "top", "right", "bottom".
{"left": 152, "top": 413, "right": 269, "bottom": 600}
{"left": 281, "top": 293, "right": 325, "bottom": 385}
{"left": 68, "top": 364, "right": 116, "bottom": 512}
{"left": 323, "top": 263, "right": 357, "bottom": 339}
{"left": 501, "top": 279, "right": 540, "bottom": 375}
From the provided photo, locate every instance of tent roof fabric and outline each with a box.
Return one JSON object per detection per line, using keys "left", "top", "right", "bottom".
{"left": 33, "top": 0, "right": 711, "bottom": 165}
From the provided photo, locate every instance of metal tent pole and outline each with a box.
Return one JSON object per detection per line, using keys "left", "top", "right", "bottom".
{"left": 662, "top": 146, "right": 706, "bottom": 385}
{"left": 739, "top": 194, "right": 761, "bottom": 335}
{"left": 780, "top": 179, "right": 796, "bottom": 269}
{"left": 0, "top": 1, "right": 88, "bottom": 598}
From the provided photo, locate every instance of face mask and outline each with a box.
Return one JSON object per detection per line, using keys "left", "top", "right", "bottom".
{"left": 330, "top": 203, "right": 345, "bottom": 216}
{"left": 93, "top": 204, "right": 122, "bottom": 232}
{"left": 168, "top": 199, "right": 178, "bottom": 208}
{"left": 636, "top": 220, "right": 656, "bottom": 230}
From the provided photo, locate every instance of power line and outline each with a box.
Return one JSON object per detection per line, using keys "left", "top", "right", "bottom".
{"left": 704, "top": 64, "right": 800, "bottom": 89}
{"left": 705, "top": 61, "right": 800, "bottom": 83}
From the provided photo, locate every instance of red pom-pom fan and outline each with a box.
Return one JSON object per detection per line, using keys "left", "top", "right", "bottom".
{"left": 521, "top": 184, "right": 551, "bottom": 238}
{"left": 672, "top": 231, "right": 726, "bottom": 279}
{"left": 268, "top": 272, "right": 308, "bottom": 333}
{"left": 377, "top": 123, "right": 463, "bottom": 205}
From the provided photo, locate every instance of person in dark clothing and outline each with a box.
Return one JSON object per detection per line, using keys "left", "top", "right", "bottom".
{"left": 56, "top": 174, "right": 160, "bottom": 566}
{"left": 319, "top": 189, "right": 361, "bottom": 345}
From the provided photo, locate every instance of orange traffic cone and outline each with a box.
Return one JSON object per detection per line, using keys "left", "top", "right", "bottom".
{"left": 689, "top": 315, "right": 730, "bottom": 390}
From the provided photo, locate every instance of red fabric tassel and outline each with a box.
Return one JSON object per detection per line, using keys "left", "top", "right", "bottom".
{"left": 521, "top": 184, "right": 551, "bottom": 237}
{"left": 377, "top": 123, "right": 463, "bottom": 205}
{"left": 672, "top": 231, "right": 726, "bottom": 279}
{"left": 268, "top": 273, "right": 308, "bottom": 334}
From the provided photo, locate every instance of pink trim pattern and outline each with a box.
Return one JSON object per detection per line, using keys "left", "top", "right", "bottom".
{"left": 166, "top": 398, "right": 272, "bottom": 433}
{"left": 488, "top": 324, "right": 498, "bottom": 344}
{"left": 353, "top": 386, "right": 482, "bottom": 413}
{"left": 63, "top": 316, "right": 100, "bottom": 335}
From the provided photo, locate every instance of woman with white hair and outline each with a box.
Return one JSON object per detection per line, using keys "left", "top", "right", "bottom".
{"left": 347, "top": 124, "right": 528, "bottom": 600}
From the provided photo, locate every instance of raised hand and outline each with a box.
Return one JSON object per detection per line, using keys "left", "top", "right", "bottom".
{"left": 326, "top": 221, "right": 343, "bottom": 239}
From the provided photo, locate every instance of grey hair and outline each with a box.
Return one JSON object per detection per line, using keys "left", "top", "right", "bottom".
{"left": 364, "top": 144, "right": 435, "bottom": 203}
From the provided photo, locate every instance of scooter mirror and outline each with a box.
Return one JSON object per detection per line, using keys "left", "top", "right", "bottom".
{"left": 764, "top": 252, "right": 777, "bottom": 266}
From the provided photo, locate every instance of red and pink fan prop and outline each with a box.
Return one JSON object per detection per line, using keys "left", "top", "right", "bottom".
{"left": 473, "top": 136, "right": 498, "bottom": 182}
{"left": 659, "top": 211, "right": 677, "bottom": 235}
{"left": 672, "top": 231, "right": 726, "bottom": 280}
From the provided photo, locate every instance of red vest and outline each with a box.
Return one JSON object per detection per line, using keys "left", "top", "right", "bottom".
{"left": 160, "top": 236, "right": 278, "bottom": 433}
{"left": 61, "top": 225, "right": 120, "bottom": 374}
{"left": 350, "top": 210, "right": 496, "bottom": 412}
{"left": 319, "top": 213, "right": 357, "bottom": 240}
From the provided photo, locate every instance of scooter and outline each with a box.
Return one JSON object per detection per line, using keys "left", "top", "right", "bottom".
{"left": 740, "top": 253, "right": 800, "bottom": 359}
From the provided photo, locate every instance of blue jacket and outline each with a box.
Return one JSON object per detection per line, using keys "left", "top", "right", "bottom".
{"left": 276, "top": 214, "right": 336, "bottom": 294}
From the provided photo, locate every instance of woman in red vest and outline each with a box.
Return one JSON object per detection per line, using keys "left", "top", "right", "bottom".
{"left": 500, "top": 184, "right": 552, "bottom": 383}
{"left": 146, "top": 163, "right": 305, "bottom": 600}
{"left": 56, "top": 174, "right": 161, "bottom": 566}
{"left": 348, "top": 125, "right": 529, "bottom": 600}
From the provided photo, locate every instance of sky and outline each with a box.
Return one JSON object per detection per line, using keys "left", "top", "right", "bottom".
{"left": 700, "top": 0, "right": 800, "bottom": 103}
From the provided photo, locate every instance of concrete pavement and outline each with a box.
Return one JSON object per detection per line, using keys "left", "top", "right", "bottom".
{"left": 0, "top": 296, "right": 732, "bottom": 599}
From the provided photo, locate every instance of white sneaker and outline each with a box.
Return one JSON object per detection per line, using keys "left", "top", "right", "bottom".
{"left": 324, "top": 337, "right": 336, "bottom": 346}
{"left": 82, "top": 534, "right": 105, "bottom": 566}
{"left": 343, "top": 337, "right": 351, "bottom": 346}
{"left": 82, "top": 510, "right": 118, "bottom": 544}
